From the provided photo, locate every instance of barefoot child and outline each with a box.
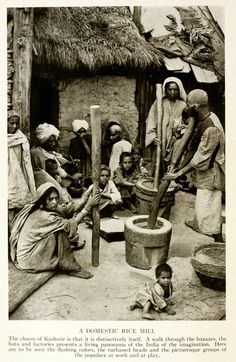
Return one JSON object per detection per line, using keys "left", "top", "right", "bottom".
{"left": 82, "top": 165, "right": 122, "bottom": 217}
{"left": 130, "top": 263, "right": 176, "bottom": 320}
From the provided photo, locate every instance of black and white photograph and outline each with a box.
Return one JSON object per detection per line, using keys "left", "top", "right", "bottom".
{"left": 2, "top": 1, "right": 236, "bottom": 361}
{"left": 6, "top": 4, "right": 226, "bottom": 322}
{"left": 0, "top": 0, "right": 236, "bottom": 362}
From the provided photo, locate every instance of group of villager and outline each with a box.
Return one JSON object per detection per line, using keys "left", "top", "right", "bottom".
{"left": 8, "top": 77, "right": 225, "bottom": 286}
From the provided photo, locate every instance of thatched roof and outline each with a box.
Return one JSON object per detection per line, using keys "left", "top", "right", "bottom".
{"left": 33, "top": 7, "right": 163, "bottom": 73}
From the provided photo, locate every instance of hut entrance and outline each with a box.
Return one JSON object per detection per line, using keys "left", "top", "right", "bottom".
{"left": 30, "top": 76, "right": 59, "bottom": 146}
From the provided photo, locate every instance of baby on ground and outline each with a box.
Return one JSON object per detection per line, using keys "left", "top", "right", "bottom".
{"left": 129, "top": 263, "right": 176, "bottom": 320}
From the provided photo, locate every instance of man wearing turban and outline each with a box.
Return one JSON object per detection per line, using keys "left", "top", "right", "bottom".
{"left": 165, "top": 89, "right": 225, "bottom": 243}
{"left": 69, "top": 119, "right": 92, "bottom": 183}
{"left": 31, "top": 123, "right": 75, "bottom": 203}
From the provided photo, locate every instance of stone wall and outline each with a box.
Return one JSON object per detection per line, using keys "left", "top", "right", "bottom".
{"left": 58, "top": 75, "right": 139, "bottom": 155}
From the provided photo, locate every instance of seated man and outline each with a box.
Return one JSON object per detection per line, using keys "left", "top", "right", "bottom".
{"left": 31, "top": 123, "right": 79, "bottom": 203}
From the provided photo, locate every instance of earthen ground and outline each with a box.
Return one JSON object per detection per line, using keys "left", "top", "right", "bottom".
{"left": 10, "top": 191, "right": 225, "bottom": 321}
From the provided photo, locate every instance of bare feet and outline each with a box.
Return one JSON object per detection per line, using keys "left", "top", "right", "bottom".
{"left": 70, "top": 240, "right": 86, "bottom": 251}
{"left": 129, "top": 303, "right": 139, "bottom": 311}
{"left": 163, "top": 306, "right": 176, "bottom": 315}
{"left": 68, "top": 268, "right": 93, "bottom": 279}
{"left": 124, "top": 199, "right": 137, "bottom": 214}
{"left": 185, "top": 220, "right": 200, "bottom": 233}
{"left": 142, "top": 313, "right": 155, "bottom": 320}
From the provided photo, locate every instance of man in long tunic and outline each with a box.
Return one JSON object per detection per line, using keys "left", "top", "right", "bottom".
{"left": 165, "top": 89, "right": 225, "bottom": 242}
{"left": 8, "top": 110, "right": 36, "bottom": 225}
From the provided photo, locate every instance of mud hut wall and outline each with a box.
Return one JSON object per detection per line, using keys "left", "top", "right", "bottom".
{"left": 58, "top": 75, "right": 139, "bottom": 156}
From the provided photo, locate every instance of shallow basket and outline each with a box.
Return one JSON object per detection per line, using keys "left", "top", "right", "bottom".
{"left": 191, "top": 243, "right": 225, "bottom": 290}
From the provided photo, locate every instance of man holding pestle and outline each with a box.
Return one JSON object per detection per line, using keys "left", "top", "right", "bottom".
{"left": 165, "top": 89, "right": 225, "bottom": 243}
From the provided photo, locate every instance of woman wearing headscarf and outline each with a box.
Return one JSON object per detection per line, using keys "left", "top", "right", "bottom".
{"left": 69, "top": 119, "right": 92, "bottom": 178}
{"left": 31, "top": 123, "right": 74, "bottom": 203}
{"left": 145, "top": 77, "right": 187, "bottom": 176}
{"left": 10, "top": 182, "right": 100, "bottom": 279}
{"left": 8, "top": 110, "right": 36, "bottom": 225}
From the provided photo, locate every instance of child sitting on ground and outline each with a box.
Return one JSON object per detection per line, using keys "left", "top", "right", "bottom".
{"left": 82, "top": 165, "right": 122, "bottom": 218}
{"left": 46, "top": 158, "right": 84, "bottom": 198}
{"left": 45, "top": 158, "right": 63, "bottom": 184}
{"left": 113, "top": 152, "right": 140, "bottom": 214}
{"left": 129, "top": 263, "right": 176, "bottom": 320}
{"left": 131, "top": 145, "right": 149, "bottom": 178}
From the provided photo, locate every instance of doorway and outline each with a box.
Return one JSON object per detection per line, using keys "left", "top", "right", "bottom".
{"left": 30, "top": 76, "right": 59, "bottom": 146}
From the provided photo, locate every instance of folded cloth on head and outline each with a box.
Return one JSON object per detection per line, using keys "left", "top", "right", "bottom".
{"left": 72, "top": 119, "right": 89, "bottom": 133}
{"left": 8, "top": 110, "right": 20, "bottom": 119}
{"left": 35, "top": 123, "right": 60, "bottom": 144}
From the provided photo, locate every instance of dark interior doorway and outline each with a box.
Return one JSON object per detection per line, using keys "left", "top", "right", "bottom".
{"left": 30, "top": 76, "right": 59, "bottom": 146}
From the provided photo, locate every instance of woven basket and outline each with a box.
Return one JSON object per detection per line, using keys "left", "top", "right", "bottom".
{"left": 191, "top": 243, "right": 225, "bottom": 280}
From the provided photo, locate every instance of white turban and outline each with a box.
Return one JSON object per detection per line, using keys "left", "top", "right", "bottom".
{"left": 8, "top": 110, "right": 20, "bottom": 120}
{"left": 109, "top": 124, "right": 122, "bottom": 134}
{"left": 35, "top": 123, "right": 60, "bottom": 144}
{"left": 72, "top": 119, "right": 89, "bottom": 133}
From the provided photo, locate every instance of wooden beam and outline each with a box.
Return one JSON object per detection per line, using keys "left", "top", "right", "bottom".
{"left": 90, "top": 105, "right": 101, "bottom": 267}
{"left": 12, "top": 8, "right": 34, "bottom": 139}
{"left": 133, "top": 6, "right": 142, "bottom": 34}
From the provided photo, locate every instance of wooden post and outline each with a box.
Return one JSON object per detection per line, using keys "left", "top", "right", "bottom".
{"left": 153, "top": 84, "right": 163, "bottom": 190}
{"left": 133, "top": 6, "right": 142, "bottom": 34}
{"left": 90, "top": 105, "right": 101, "bottom": 267}
{"left": 12, "top": 8, "right": 34, "bottom": 139}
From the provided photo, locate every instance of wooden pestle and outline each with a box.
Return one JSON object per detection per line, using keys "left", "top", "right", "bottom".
{"left": 147, "top": 117, "right": 196, "bottom": 229}
{"left": 154, "top": 84, "right": 163, "bottom": 190}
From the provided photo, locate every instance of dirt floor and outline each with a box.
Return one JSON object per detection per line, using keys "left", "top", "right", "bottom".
{"left": 9, "top": 191, "right": 225, "bottom": 321}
